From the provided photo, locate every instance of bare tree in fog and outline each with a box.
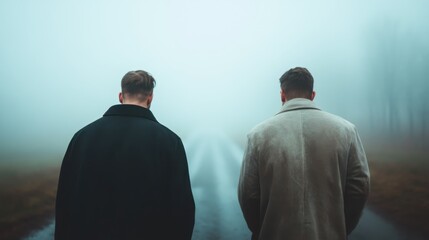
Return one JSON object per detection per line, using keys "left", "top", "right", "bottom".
{"left": 368, "top": 20, "right": 429, "bottom": 146}
{"left": 417, "top": 52, "right": 429, "bottom": 142}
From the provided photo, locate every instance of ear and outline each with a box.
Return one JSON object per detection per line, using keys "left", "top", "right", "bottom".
{"left": 146, "top": 92, "right": 153, "bottom": 108}
{"left": 119, "top": 92, "right": 124, "bottom": 103}
{"left": 310, "top": 91, "right": 316, "bottom": 101}
{"left": 280, "top": 89, "right": 286, "bottom": 104}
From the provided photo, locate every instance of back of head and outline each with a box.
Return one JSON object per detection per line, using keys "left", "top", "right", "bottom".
{"left": 279, "top": 67, "right": 314, "bottom": 100}
{"left": 121, "top": 70, "right": 156, "bottom": 102}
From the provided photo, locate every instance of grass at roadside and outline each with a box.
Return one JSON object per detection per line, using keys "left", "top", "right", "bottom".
{"left": 0, "top": 165, "right": 59, "bottom": 240}
{"left": 366, "top": 143, "right": 429, "bottom": 238}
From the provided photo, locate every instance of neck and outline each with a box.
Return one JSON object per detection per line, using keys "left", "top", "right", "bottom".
{"left": 122, "top": 100, "right": 149, "bottom": 109}
{"left": 282, "top": 97, "right": 311, "bottom": 105}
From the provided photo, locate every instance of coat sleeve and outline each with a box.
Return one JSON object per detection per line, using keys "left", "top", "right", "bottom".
{"left": 170, "top": 138, "right": 195, "bottom": 240}
{"left": 238, "top": 134, "right": 261, "bottom": 237}
{"left": 344, "top": 127, "right": 370, "bottom": 235}
{"left": 55, "top": 133, "right": 79, "bottom": 240}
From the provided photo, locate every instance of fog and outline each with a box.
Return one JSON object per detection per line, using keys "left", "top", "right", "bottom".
{"left": 1, "top": 0, "right": 428, "bottom": 160}
{"left": 1, "top": 0, "right": 429, "bottom": 239}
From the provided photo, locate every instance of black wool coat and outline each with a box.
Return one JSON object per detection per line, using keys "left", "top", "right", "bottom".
{"left": 55, "top": 104, "right": 195, "bottom": 240}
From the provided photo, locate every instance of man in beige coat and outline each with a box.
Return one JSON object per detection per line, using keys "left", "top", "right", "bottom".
{"left": 238, "top": 67, "right": 370, "bottom": 240}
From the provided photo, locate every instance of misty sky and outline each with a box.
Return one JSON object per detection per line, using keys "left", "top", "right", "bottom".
{"left": 1, "top": 0, "right": 428, "bottom": 160}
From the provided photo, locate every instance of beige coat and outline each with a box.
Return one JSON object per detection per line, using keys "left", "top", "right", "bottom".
{"left": 238, "top": 98, "right": 369, "bottom": 240}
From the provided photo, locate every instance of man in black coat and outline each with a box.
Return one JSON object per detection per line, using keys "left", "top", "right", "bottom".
{"left": 55, "top": 70, "right": 195, "bottom": 240}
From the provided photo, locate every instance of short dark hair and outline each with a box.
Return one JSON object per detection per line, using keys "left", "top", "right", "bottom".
{"left": 121, "top": 70, "right": 156, "bottom": 100}
{"left": 279, "top": 67, "right": 314, "bottom": 99}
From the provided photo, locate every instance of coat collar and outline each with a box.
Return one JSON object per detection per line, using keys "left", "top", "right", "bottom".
{"left": 277, "top": 98, "right": 320, "bottom": 114}
{"left": 103, "top": 104, "right": 158, "bottom": 122}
